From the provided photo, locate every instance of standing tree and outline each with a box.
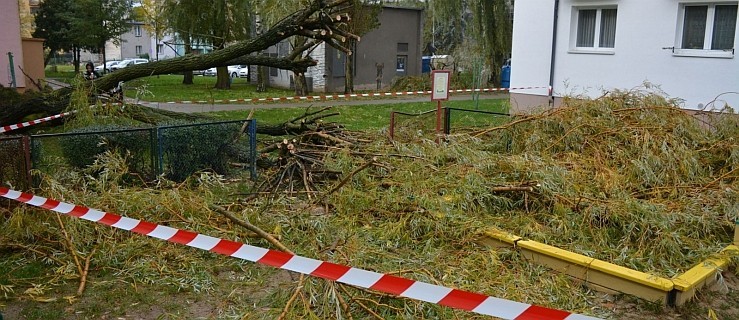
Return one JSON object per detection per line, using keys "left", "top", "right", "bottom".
{"left": 162, "top": 0, "right": 209, "bottom": 85}
{"left": 69, "top": 0, "right": 131, "bottom": 73}
{"left": 207, "top": 0, "right": 252, "bottom": 89}
{"left": 401, "top": 0, "right": 512, "bottom": 84}
{"left": 162, "top": 0, "right": 251, "bottom": 89}
{"left": 33, "top": 0, "right": 76, "bottom": 66}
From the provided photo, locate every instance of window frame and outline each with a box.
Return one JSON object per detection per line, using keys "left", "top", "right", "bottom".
{"left": 674, "top": 2, "right": 737, "bottom": 58}
{"left": 569, "top": 5, "right": 618, "bottom": 55}
{"left": 396, "top": 55, "right": 408, "bottom": 75}
{"left": 135, "top": 45, "right": 143, "bottom": 56}
{"left": 134, "top": 25, "right": 142, "bottom": 37}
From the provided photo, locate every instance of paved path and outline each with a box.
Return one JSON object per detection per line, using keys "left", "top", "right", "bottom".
{"left": 135, "top": 93, "right": 509, "bottom": 113}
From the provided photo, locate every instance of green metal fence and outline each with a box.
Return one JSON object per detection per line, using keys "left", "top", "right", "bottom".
{"left": 22, "top": 119, "right": 257, "bottom": 184}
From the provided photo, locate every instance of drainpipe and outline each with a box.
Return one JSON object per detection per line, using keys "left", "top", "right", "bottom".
{"left": 548, "top": 0, "right": 560, "bottom": 106}
{"left": 7, "top": 52, "right": 17, "bottom": 88}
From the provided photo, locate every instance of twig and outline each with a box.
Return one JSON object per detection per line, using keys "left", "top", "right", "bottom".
{"left": 700, "top": 167, "right": 739, "bottom": 191}
{"left": 210, "top": 205, "right": 292, "bottom": 253}
{"left": 0, "top": 243, "right": 66, "bottom": 266}
{"left": 338, "top": 284, "right": 386, "bottom": 320}
{"left": 314, "top": 158, "right": 376, "bottom": 204}
{"left": 290, "top": 105, "right": 332, "bottom": 124}
{"left": 54, "top": 215, "right": 84, "bottom": 276}
{"left": 76, "top": 245, "right": 98, "bottom": 296}
{"left": 277, "top": 275, "right": 305, "bottom": 320}
{"left": 491, "top": 186, "right": 535, "bottom": 192}
{"left": 334, "top": 283, "right": 355, "bottom": 320}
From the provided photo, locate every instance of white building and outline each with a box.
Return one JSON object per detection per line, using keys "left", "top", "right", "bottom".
{"left": 510, "top": 0, "right": 739, "bottom": 112}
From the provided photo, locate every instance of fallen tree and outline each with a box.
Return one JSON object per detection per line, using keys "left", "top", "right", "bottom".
{"left": 1, "top": 0, "right": 359, "bottom": 126}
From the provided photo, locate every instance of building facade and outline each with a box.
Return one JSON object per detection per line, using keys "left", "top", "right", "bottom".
{"left": 510, "top": 0, "right": 739, "bottom": 112}
{"left": 257, "top": 5, "right": 424, "bottom": 93}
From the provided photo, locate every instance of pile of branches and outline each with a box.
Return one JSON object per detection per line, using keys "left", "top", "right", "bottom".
{"left": 244, "top": 107, "right": 372, "bottom": 203}
{"left": 470, "top": 88, "right": 738, "bottom": 275}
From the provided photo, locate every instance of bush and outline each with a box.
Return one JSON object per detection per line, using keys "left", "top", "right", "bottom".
{"left": 158, "top": 122, "right": 243, "bottom": 181}
{"left": 56, "top": 124, "right": 155, "bottom": 176}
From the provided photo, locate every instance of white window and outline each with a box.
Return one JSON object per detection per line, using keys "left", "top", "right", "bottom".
{"left": 676, "top": 3, "right": 737, "bottom": 57}
{"left": 135, "top": 45, "right": 143, "bottom": 56}
{"left": 570, "top": 7, "right": 618, "bottom": 53}
{"left": 134, "top": 25, "right": 142, "bottom": 37}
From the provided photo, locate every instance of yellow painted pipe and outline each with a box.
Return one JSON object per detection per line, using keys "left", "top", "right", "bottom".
{"left": 484, "top": 228, "right": 738, "bottom": 302}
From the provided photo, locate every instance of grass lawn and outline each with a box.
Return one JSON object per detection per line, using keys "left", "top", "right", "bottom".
{"left": 206, "top": 99, "right": 510, "bottom": 131}
{"left": 44, "top": 64, "right": 78, "bottom": 81}
{"left": 124, "top": 75, "right": 295, "bottom": 102}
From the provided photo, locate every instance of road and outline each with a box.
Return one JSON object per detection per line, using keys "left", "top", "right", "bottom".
{"left": 134, "top": 93, "right": 509, "bottom": 113}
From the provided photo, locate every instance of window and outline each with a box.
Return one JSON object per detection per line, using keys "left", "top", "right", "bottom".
{"left": 134, "top": 25, "right": 142, "bottom": 37}
{"left": 332, "top": 49, "right": 345, "bottom": 77}
{"left": 269, "top": 53, "right": 278, "bottom": 76}
{"left": 157, "top": 44, "right": 163, "bottom": 54}
{"left": 396, "top": 55, "right": 407, "bottom": 75}
{"left": 571, "top": 7, "right": 617, "bottom": 52}
{"left": 135, "top": 45, "right": 142, "bottom": 56}
{"left": 679, "top": 4, "right": 737, "bottom": 52}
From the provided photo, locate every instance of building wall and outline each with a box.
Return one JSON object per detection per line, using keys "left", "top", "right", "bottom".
{"left": 511, "top": 0, "right": 739, "bottom": 111}
{"left": 1, "top": 0, "right": 27, "bottom": 89}
{"left": 21, "top": 37, "right": 45, "bottom": 90}
{"left": 329, "top": 6, "right": 424, "bottom": 92}
{"left": 120, "top": 22, "right": 152, "bottom": 60}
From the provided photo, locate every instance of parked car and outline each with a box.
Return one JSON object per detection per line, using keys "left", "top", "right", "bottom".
{"left": 95, "top": 60, "right": 120, "bottom": 73}
{"left": 204, "top": 65, "right": 247, "bottom": 78}
{"left": 230, "top": 65, "right": 247, "bottom": 78}
{"left": 203, "top": 67, "right": 217, "bottom": 77}
{"left": 238, "top": 66, "right": 249, "bottom": 78}
{"left": 111, "top": 58, "right": 149, "bottom": 71}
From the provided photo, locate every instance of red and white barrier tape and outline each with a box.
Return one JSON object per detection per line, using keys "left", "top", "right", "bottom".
{"left": 0, "top": 187, "right": 599, "bottom": 320}
{"left": 149, "top": 86, "right": 547, "bottom": 105}
{"left": 1, "top": 111, "right": 76, "bottom": 134}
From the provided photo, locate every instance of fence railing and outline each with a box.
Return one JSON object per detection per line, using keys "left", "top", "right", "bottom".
{"left": 389, "top": 108, "right": 510, "bottom": 141}
{"left": 0, "top": 135, "right": 32, "bottom": 190}
{"left": 1, "top": 119, "right": 257, "bottom": 189}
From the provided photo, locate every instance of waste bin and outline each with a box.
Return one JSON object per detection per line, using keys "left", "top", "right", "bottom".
{"left": 422, "top": 56, "right": 431, "bottom": 73}
{"left": 500, "top": 60, "right": 511, "bottom": 89}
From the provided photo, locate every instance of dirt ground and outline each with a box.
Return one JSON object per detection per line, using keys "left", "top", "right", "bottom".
{"left": 1, "top": 265, "right": 736, "bottom": 319}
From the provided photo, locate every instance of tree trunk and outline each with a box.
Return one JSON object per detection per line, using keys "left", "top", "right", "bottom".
{"left": 215, "top": 66, "right": 231, "bottom": 89}
{"left": 344, "top": 39, "right": 355, "bottom": 94}
{"left": 182, "top": 34, "right": 194, "bottom": 85}
{"left": 102, "top": 47, "right": 107, "bottom": 74}
{"left": 257, "top": 64, "right": 268, "bottom": 92}
{"left": 294, "top": 71, "right": 308, "bottom": 96}
{"left": 73, "top": 47, "right": 81, "bottom": 74}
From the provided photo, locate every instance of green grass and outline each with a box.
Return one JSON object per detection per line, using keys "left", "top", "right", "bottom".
{"left": 206, "top": 99, "right": 510, "bottom": 131}
{"left": 44, "top": 64, "right": 77, "bottom": 80}
{"left": 124, "top": 75, "right": 295, "bottom": 102}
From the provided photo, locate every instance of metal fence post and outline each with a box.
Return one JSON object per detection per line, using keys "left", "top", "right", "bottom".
{"left": 248, "top": 119, "right": 257, "bottom": 180}
{"left": 443, "top": 107, "right": 451, "bottom": 135}
{"left": 156, "top": 127, "right": 164, "bottom": 176}
{"left": 389, "top": 112, "right": 396, "bottom": 140}
{"left": 21, "top": 136, "right": 32, "bottom": 189}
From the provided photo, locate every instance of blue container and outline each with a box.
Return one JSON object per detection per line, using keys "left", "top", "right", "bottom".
{"left": 500, "top": 64, "right": 511, "bottom": 88}
{"left": 422, "top": 56, "right": 431, "bottom": 73}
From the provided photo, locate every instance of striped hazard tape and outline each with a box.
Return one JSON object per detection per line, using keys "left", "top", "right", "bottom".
{"left": 150, "top": 86, "right": 548, "bottom": 105}
{"left": 1, "top": 111, "right": 76, "bottom": 134}
{"left": 0, "top": 187, "right": 600, "bottom": 319}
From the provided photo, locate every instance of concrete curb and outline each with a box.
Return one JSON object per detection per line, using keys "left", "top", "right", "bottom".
{"left": 482, "top": 229, "right": 738, "bottom": 306}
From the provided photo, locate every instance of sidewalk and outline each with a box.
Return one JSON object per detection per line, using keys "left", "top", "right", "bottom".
{"left": 135, "top": 93, "right": 509, "bottom": 114}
